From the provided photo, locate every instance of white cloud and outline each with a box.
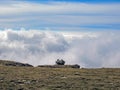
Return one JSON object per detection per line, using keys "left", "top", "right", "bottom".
{"left": 0, "top": 1, "right": 120, "bottom": 30}
{"left": 0, "top": 2, "right": 119, "bottom": 15}
{"left": 0, "top": 29, "right": 120, "bottom": 68}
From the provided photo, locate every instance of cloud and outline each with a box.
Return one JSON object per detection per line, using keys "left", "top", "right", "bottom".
{"left": 0, "top": 2, "right": 120, "bottom": 15}
{"left": 0, "top": 29, "right": 120, "bottom": 68}
{"left": 0, "top": 1, "right": 120, "bottom": 30}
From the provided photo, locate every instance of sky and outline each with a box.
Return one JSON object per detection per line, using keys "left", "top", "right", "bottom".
{"left": 0, "top": 0, "right": 120, "bottom": 68}
{"left": 0, "top": 0, "right": 120, "bottom": 30}
{"left": 21, "top": 0, "right": 120, "bottom": 2}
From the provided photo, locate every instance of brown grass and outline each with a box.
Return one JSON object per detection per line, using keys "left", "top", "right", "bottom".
{"left": 0, "top": 66, "right": 120, "bottom": 90}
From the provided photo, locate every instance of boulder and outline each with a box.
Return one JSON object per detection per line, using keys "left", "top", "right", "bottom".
{"left": 71, "top": 64, "right": 80, "bottom": 68}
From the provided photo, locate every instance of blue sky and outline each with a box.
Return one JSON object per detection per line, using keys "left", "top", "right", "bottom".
{"left": 25, "top": 0, "right": 120, "bottom": 3}
{"left": 0, "top": 0, "right": 120, "bottom": 31}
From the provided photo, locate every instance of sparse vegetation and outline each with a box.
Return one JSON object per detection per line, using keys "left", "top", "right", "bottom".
{"left": 0, "top": 60, "right": 120, "bottom": 90}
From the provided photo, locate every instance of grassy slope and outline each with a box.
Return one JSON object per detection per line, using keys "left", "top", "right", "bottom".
{"left": 0, "top": 65, "right": 120, "bottom": 90}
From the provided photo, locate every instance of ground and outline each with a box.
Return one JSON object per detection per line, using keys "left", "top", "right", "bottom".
{"left": 0, "top": 65, "right": 120, "bottom": 90}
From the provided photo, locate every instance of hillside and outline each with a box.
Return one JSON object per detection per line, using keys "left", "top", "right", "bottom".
{"left": 0, "top": 60, "right": 120, "bottom": 90}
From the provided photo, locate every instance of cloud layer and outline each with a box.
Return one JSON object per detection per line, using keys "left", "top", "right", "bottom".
{"left": 0, "top": 29, "right": 120, "bottom": 68}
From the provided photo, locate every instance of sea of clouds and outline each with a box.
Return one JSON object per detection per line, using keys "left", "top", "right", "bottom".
{"left": 0, "top": 29, "right": 120, "bottom": 68}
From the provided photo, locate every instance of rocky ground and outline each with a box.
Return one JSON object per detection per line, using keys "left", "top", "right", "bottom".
{"left": 0, "top": 60, "right": 120, "bottom": 90}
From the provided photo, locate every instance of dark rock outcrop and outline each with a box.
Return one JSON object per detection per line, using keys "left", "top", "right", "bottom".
{"left": 37, "top": 64, "right": 80, "bottom": 69}
{"left": 56, "top": 59, "right": 65, "bottom": 65}
{"left": 5, "top": 63, "right": 33, "bottom": 67}
{"left": 71, "top": 64, "right": 80, "bottom": 68}
{"left": 0, "top": 60, "right": 33, "bottom": 67}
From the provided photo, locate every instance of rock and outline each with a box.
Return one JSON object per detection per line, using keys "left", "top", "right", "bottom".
{"left": 56, "top": 59, "right": 65, "bottom": 65}
{"left": 71, "top": 64, "right": 80, "bottom": 68}
{"left": 37, "top": 64, "right": 80, "bottom": 69}
{"left": 0, "top": 78, "right": 4, "bottom": 82}
{"left": 0, "top": 60, "right": 33, "bottom": 67}
{"left": 18, "top": 88, "right": 24, "bottom": 90}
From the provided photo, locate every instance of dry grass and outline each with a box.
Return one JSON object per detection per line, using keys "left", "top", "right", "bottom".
{"left": 0, "top": 66, "right": 120, "bottom": 90}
